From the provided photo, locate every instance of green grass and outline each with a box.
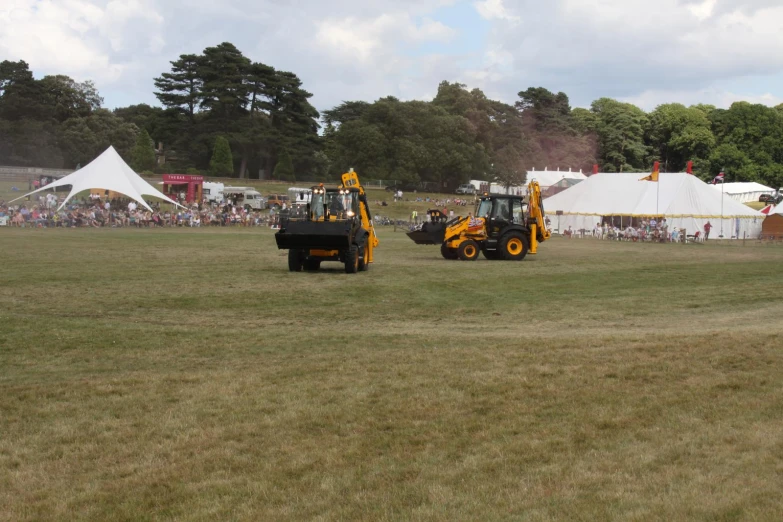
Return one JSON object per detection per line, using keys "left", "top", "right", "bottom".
{"left": 745, "top": 201, "right": 767, "bottom": 211}
{"left": 2, "top": 229, "right": 783, "bottom": 521}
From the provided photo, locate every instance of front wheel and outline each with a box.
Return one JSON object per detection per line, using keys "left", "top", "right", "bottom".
{"left": 440, "top": 242, "right": 459, "bottom": 260}
{"left": 288, "top": 249, "right": 304, "bottom": 272}
{"left": 458, "top": 239, "right": 480, "bottom": 261}
{"left": 500, "top": 233, "right": 529, "bottom": 261}
{"left": 345, "top": 245, "right": 359, "bottom": 274}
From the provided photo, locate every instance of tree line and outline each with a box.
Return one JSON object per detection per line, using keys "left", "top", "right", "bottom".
{"left": 2, "top": 43, "right": 782, "bottom": 189}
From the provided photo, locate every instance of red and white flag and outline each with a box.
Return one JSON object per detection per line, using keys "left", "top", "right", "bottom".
{"left": 711, "top": 172, "right": 725, "bottom": 184}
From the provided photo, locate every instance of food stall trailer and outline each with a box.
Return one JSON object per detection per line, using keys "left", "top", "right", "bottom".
{"left": 162, "top": 174, "right": 204, "bottom": 204}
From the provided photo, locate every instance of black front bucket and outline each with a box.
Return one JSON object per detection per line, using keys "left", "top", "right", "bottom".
{"left": 275, "top": 220, "right": 352, "bottom": 251}
{"left": 406, "top": 222, "right": 446, "bottom": 245}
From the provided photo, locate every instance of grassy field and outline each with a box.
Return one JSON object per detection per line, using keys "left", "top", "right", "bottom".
{"left": 2, "top": 228, "right": 783, "bottom": 521}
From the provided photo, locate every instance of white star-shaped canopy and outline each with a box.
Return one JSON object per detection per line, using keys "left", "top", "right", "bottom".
{"left": 12, "top": 146, "right": 183, "bottom": 211}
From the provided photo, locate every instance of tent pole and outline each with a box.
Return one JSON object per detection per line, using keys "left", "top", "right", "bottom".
{"left": 720, "top": 180, "right": 726, "bottom": 239}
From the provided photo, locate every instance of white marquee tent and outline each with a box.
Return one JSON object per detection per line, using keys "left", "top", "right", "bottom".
{"left": 708, "top": 181, "right": 775, "bottom": 203}
{"left": 11, "top": 146, "right": 181, "bottom": 211}
{"left": 544, "top": 172, "right": 764, "bottom": 239}
{"left": 526, "top": 168, "right": 588, "bottom": 188}
{"left": 469, "top": 169, "right": 588, "bottom": 196}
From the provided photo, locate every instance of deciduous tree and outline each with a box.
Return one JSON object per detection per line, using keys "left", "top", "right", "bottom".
{"left": 209, "top": 136, "right": 234, "bottom": 176}
{"left": 130, "top": 129, "right": 157, "bottom": 172}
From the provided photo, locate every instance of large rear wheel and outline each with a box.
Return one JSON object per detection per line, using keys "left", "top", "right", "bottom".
{"left": 500, "top": 233, "right": 529, "bottom": 261}
{"left": 440, "top": 242, "right": 459, "bottom": 260}
{"left": 345, "top": 245, "right": 359, "bottom": 274}
{"left": 288, "top": 249, "right": 304, "bottom": 272}
{"left": 458, "top": 239, "right": 480, "bottom": 261}
{"left": 358, "top": 243, "right": 369, "bottom": 271}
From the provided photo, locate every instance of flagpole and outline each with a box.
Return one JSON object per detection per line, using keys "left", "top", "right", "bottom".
{"left": 720, "top": 173, "right": 726, "bottom": 239}
{"left": 656, "top": 175, "right": 660, "bottom": 216}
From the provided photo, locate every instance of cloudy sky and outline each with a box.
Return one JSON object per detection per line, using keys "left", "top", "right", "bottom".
{"left": 1, "top": 0, "right": 782, "bottom": 113}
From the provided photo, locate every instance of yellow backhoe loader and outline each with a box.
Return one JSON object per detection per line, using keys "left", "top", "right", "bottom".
{"left": 407, "top": 180, "right": 550, "bottom": 261}
{"left": 275, "top": 170, "right": 379, "bottom": 273}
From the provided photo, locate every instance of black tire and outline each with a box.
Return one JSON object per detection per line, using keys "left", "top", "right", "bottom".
{"left": 440, "top": 242, "right": 459, "bottom": 260}
{"left": 304, "top": 259, "right": 321, "bottom": 271}
{"left": 458, "top": 239, "right": 480, "bottom": 261}
{"left": 358, "top": 243, "right": 369, "bottom": 271}
{"left": 482, "top": 247, "right": 501, "bottom": 260}
{"left": 288, "top": 249, "right": 304, "bottom": 272}
{"left": 500, "top": 232, "right": 529, "bottom": 261}
{"left": 344, "top": 245, "right": 359, "bottom": 274}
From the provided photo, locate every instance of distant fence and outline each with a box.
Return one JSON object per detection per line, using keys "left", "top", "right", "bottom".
{"left": 0, "top": 166, "right": 74, "bottom": 183}
{"left": 0, "top": 166, "right": 404, "bottom": 191}
{"left": 196, "top": 175, "right": 398, "bottom": 190}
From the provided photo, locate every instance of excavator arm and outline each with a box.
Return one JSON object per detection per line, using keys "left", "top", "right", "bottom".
{"left": 526, "top": 180, "right": 550, "bottom": 254}
{"left": 341, "top": 170, "right": 379, "bottom": 262}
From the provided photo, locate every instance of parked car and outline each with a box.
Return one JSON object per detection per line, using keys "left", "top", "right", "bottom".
{"left": 266, "top": 194, "right": 290, "bottom": 209}
{"left": 223, "top": 187, "right": 266, "bottom": 210}
{"left": 455, "top": 184, "right": 476, "bottom": 195}
{"left": 759, "top": 191, "right": 783, "bottom": 204}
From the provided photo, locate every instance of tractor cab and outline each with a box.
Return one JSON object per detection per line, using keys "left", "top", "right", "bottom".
{"left": 475, "top": 194, "right": 527, "bottom": 238}
{"left": 308, "top": 187, "right": 360, "bottom": 222}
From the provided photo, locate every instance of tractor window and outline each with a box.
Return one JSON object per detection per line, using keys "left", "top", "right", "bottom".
{"left": 512, "top": 200, "right": 524, "bottom": 224}
{"left": 492, "top": 199, "right": 511, "bottom": 220}
{"left": 311, "top": 190, "right": 358, "bottom": 220}
{"left": 477, "top": 199, "right": 493, "bottom": 218}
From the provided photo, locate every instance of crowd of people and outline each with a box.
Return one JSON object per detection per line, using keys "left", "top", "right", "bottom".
{"left": 0, "top": 194, "right": 285, "bottom": 228}
{"left": 0, "top": 193, "right": 416, "bottom": 230}
{"left": 411, "top": 196, "right": 472, "bottom": 207}
{"left": 558, "top": 217, "right": 713, "bottom": 242}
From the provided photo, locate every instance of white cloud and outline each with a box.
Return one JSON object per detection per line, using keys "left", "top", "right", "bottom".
{"left": 102, "top": 0, "right": 164, "bottom": 53}
{"left": 623, "top": 88, "right": 783, "bottom": 111}
{"left": 0, "top": 0, "right": 163, "bottom": 84}
{"left": 686, "top": 0, "right": 717, "bottom": 20}
{"left": 472, "top": 0, "right": 783, "bottom": 108}
{"left": 1, "top": 0, "right": 781, "bottom": 112}
{"left": 315, "top": 14, "right": 454, "bottom": 64}
{"left": 474, "top": 0, "right": 519, "bottom": 21}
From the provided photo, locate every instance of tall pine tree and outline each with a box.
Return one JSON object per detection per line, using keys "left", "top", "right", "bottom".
{"left": 153, "top": 54, "right": 202, "bottom": 122}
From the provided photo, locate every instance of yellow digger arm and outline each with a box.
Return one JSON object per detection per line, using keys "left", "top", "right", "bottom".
{"left": 527, "top": 180, "right": 550, "bottom": 242}
{"left": 341, "top": 170, "right": 379, "bottom": 261}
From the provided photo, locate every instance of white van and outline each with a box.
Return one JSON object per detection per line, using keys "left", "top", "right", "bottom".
{"left": 288, "top": 187, "right": 312, "bottom": 206}
{"left": 222, "top": 187, "right": 266, "bottom": 210}
{"left": 203, "top": 182, "right": 225, "bottom": 204}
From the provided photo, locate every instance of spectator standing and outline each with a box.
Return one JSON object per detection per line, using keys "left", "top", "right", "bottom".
{"left": 704, "top": 221, "right": 712, "bottom": 241}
